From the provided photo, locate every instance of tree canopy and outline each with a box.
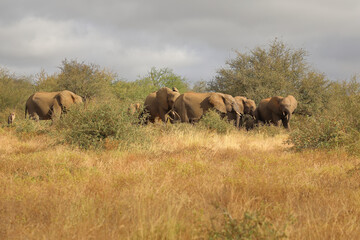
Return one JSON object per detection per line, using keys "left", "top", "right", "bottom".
{"left": 112, "top": 67, "right": 189, "bottom": 102}
{"left": 208, "top": 40, "right": 331, "bottom": 115}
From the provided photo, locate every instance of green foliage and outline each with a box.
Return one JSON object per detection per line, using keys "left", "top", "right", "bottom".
{"left": 192, "top": 80, "right": 208, "bottom": 93}
{"left": 0, "top": 67, "right": 34, "bottom": 113}
{"left": 55, "top": 101, "right": 150, "bottom": 150}
{"left": 112, "top": 67, "right": 188, "bottom": 102}
{"left": 288, "top": 77, "right": 360, "bottom": 154}
{"left": 141, "top": 67, "right": 189, "bottom": 93}
{"left": 288, "top": 115, "right": 348, "bottom": 150}
{"left": 34, "top": 69, "right": 59, "bottom": 92}
{"left": 199, "top": 110, "right": 235, "bottom": 134}
{"left": 56, "top": 59, "right": 116, "bottom": 100}
{"left": 111, "top": 79, "right": 158, "bottom": 102}
{"left": 13, "top": 119, "right": 51, "bottom": 139}
{"left": 208, "top": 210, "right": 287, "bottom": 240}
{"left": 208, "top": 39, "right": 330, "bottom": 115}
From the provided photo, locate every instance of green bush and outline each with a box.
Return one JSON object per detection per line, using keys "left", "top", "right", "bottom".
{"left": 55, "top": 101, "right": 150, "bottom": 150}
{"left": 208, "top": 210, "right": 287, "bottom": 240}
{"left": 0, "top": 67, "right": 34, "bottom": 113}
{"left": 288, "top": 114, "right": 358, "bottom": 152}
{"left": 288, "top": 78, "right": 360, "bottom": 155}
{"left": 288, "top": 116, "right": 343, "bottom": 150}
{"left": 13, "top": 119, "right": 51, "bottom": 139}
{"left": 198, "top": 110, "right": 236, "bottom": 134}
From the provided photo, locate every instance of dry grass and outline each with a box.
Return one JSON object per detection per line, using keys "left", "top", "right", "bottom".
{"left": 1, "top": 126, "right": 360, "bottom": 239}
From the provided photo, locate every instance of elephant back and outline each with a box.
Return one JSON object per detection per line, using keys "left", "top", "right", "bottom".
{"left": 55, "top": 90, "right": 83, "bottom": 109}
{"left": 267, "top": 96, "right": 283, "bottom": 115}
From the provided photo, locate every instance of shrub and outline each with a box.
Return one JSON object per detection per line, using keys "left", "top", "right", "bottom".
{"left": 55, "top": 101, "right": 150, "bottom": 150}
{"left": 288, "top": 114, "right": 356, "bottom": 152}
{"left": 13, "top": 119, "right": 51, "bottom": 139}
{"left": 0, "top": 67, "right": 34, "bottom": 113}
{"left": 198, "top": 110, "right": 236, "bottom": 134}
{"left": 208, "top": 39, "right": 330, "bottom": 116}
{"left": 288, "top": 78, "right": 360, "bottom": 155}
{"left": 208, "top": 210, "right": 287, "bottom": 240}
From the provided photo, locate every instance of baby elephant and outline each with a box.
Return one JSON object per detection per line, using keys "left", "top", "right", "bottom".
{"left": 8, "top": 112, "right": 15, "bottom": 124}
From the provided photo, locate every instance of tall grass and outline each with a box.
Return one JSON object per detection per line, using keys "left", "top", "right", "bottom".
{"left": 1, "top": 124, "right": 360, "bottom": 239}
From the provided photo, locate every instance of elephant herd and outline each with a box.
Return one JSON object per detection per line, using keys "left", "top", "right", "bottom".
{"left": 16, "top": 88, "right": 297, "bottom": 130}
{"left": 139, "top": 87, "right": 298, "bottom": 130}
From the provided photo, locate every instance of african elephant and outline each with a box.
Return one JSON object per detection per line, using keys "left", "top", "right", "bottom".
{"left": 255, "top": 95, "right": 297, "bottom": 129}
{"left": 25, "top": 90, "right": 83, "bottom": 120}
{"left": 234, "top": 96, "right": 256, "bottom": 129}
{"left": 234, "top": 96, "right": 256, "bottom": 116}
{"left": 171, "top": 92, "right": 241, "bottom": 127}
{"left": 143, "top": 87, "right": 180, "bottom": 123}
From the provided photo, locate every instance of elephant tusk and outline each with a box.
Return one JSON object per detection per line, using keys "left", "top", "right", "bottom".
{"left": 165, "top": 109, "right": 180, "bottom": 121}
{"left": 235, "top": 110, "right": 242, "bottom": 116}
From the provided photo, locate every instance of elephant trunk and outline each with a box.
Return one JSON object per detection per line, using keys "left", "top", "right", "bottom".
{"left": 282, "top": 108, "right": 291, "bottom": 129}
{"left": 235, "top": 112, "right": 240, "bottom": 128}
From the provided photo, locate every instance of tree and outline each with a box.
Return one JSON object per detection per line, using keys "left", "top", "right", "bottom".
{"left": 209, "top": 39, "right": 330, "bottom": 115}
{"left": 192, "top": 80, "right": 208, "bottom": 93}
{"left": 35, "top": 69, "right": 59, "bottom": 92}
{"left": 0, "top": 67, "right": 34, "bottom": 112}
{"left": 138, "top": 67, "right": 188, "bottom": 93}
{"left": 112, "top": 67, "right": 189, "bottom": 102}
{"left": 57, "top": 59, "right": 116, "bottom": 101}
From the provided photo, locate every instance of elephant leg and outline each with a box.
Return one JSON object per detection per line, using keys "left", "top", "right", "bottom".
{"left": 281, "top": 118, "right": 290, "bottom": 129}
{"left": 51, "top": 102, "right": 62, "bottom": 120}
{"left": 271, "top": 113, "right": 281, "bottom": 127}
{"left": 158, "top": 108, "right": 167, "bottom": 122}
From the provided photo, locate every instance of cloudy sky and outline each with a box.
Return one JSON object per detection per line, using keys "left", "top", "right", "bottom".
{"left": 1, "top": 0, "right": 359, "bottom": 83}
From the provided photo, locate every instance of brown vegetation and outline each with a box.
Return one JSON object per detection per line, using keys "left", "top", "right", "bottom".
{"left": 1, "top": 126, "right": 359, "bottom": 239}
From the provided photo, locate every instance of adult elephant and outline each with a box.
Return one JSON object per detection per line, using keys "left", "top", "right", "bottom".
{"left": 25, "top": 90, "right": 83, "bottom": 120}
{"left": 172, "top": 92, "right": 241, "bottom": 127}
{"left": 143, "top": 87, "right": 180, "bottom": 123}
{"left": 255, "top": 95, "right": 297, "bottom": 129}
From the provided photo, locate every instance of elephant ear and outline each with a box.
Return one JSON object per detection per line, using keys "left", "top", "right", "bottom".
{"left": 208, "top": 93, "right": 227, "bottom": 113}
{"left": 222, "top": 94, "right": 236, "bottom": 112}
{"left": 234, "top": 96, "right": 246, "bottom": 114}
{"left": 267, "top": 96, "right": 283, "bottom": 115}
{"left": 156, "top": 87, "right": 170, "bottom": 111}
{"left": 55, "top": 91, "right": 71, "bottom": 107}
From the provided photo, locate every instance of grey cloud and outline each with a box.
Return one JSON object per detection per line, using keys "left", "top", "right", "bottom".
{"left": 1, "top": 0, "right": 360, "bottom": 82}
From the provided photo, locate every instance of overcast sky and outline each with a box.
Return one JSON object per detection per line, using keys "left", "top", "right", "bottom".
{"left": 1, "top": 0, "right": 359, "bottom": 83}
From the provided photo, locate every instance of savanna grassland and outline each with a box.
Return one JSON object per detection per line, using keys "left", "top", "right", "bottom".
{"left": 1, "top": 40, "right": 360, "bottom": 239}
{"left": 1, "top": 123, "right": 360, "bottom": 239}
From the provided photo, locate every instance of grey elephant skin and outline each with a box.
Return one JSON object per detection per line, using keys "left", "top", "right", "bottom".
{"left": 255, "top": 95, "right": 297, "bottom": 129}
{"left": 143, "top": 87, "right": 180, "bottom": 123}
{"left": 25, "top": 90, "right": 83, "bottom": 120}
{"left": 172, "top": 92, "right": 241, "bottom": 127}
